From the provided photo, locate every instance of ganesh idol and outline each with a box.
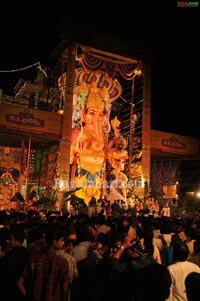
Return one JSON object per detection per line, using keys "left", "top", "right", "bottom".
{"left": 70, "top": 78, "right": 110, "bottom": 204}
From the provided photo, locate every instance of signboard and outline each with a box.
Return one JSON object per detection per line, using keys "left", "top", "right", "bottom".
{"left": 151, "top": 130, "right": 199, "bottom": 156}
{"left": 0, "top": 104, "right": 62, "bottom": 138}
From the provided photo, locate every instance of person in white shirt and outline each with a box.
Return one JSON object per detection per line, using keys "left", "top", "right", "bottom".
{"left": 160, "top": 202, "right": 170, "bottom": 217}
{"left": 167, "top": 241, "right": 200, "bottom": 301}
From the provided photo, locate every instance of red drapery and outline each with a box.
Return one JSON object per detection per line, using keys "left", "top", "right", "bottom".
{"left": 80, "top": 52, "right": 138, "bottom": 80}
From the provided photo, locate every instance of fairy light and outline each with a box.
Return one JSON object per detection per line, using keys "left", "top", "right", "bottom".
{"left": 0, "top": 61, "right": 46, "bottom": 76}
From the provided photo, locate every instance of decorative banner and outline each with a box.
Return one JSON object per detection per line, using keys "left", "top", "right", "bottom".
{"left": 150, "top": 160, "right": 180, "bottom": 185}
{"left": 80, "top": 53, "right": 138, "bottom": 80}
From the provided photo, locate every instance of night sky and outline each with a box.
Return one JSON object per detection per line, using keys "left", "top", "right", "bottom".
{"left": 151, "top": 40, "right": 200, "bottom": 138}
{"left": 1, "top": 6, "right": 200, "bottom": 138}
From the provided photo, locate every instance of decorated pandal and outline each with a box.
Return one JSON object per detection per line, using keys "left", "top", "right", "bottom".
{"left": 0, "top": 67, "right": 143, "bottom": 210}
{"left": 59, "top": 68, "right": 143, "bottom": 205}
{"left": 0, "top": 171, "right": 18, "bottom": 210}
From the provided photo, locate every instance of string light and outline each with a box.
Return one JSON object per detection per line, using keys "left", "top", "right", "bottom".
{"left": 37, "top": 64, "right": 47, "bottom": 78}
{"left": 0, "top": 61, "right": 46, "bottom": 75}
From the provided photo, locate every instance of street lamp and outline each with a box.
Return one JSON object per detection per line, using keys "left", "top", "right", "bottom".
{"left": 196, "top": 182, "right": 200, "bottom": 198}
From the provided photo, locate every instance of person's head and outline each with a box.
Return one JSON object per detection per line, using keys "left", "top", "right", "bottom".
{"left": 185, "top": 272, "right": 200, "bottom": 301}
{"left": 170, "top": 233, "right": 182, "bottom": 247}
{"left": 75, "top": 223, "right": 91, "bottom": 243}
{"left": 117, "top": 216, "right": 130, "bottom": 235}
{"left": 193, "top": 237, "right": 200, "bottom": 253}
{"left": 45, "top": 224, "right": 65, "bottom": 250}
{"left": 175, "top": 220, "right": 185, "bottom": 234}
{"left": 27, "top": 226, "right": 45, "bottom": 244}
{"left": 108, "top": 230, "right": 123, "bottom": 252}
{"left": 9, "top": 225, "right": 26, "bottom": 247}
{"left": 173, "top": 241, "right": 189, "bottom": 261}
{"left": 0, "top": 239, "right": 9, "bottom": 256}
{"left": 139, "top": 263, "right": 172, "bottom": 301}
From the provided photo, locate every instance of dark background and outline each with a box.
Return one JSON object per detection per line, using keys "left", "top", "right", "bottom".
{"left": 0, "top": 5, "right": 200, "bottom": 137}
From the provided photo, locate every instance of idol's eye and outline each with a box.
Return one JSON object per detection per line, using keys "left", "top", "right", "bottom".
{"left": 88, "top": 111, "right": 95, "bottom": 116}
{"left": 87, "top": 109, "right": 95, "bottom": 115}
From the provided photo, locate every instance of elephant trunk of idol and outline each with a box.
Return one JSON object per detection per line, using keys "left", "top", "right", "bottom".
{"left": 92, "top": 117, "right": 106, "bottom": 151}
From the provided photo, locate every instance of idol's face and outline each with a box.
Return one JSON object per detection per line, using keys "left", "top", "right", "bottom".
{"left": 85, "top": 108, "right": 104, "bottom": 125}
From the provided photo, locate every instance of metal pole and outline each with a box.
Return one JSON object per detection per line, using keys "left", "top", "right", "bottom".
{"left": 24, "top": 135, "right": 32, "bottom": 205}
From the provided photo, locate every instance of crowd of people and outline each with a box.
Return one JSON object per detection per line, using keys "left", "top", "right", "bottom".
{"left": 0, "top": 201, "right": 200, "bottom": 301}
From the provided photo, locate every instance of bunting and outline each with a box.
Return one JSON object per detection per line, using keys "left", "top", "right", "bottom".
{"left": 80, "top": 52, "right": 138, "bottom": 80}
